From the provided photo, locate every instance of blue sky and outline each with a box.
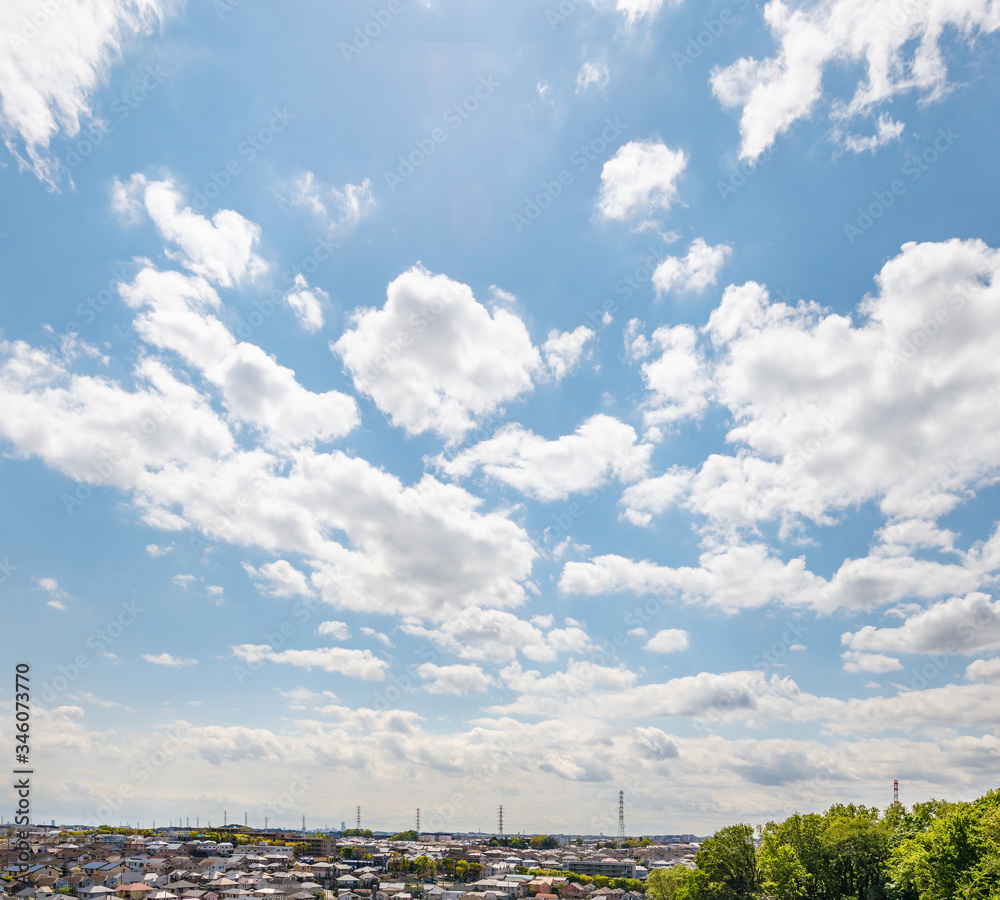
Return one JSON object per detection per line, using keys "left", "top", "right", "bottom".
{"left": 3, "top": 0, "right": 1000, "bottom": 836}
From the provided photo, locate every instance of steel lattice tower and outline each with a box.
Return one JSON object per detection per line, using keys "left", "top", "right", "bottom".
{"left": 617, "top": 791, "right": 625, "bottom": 841}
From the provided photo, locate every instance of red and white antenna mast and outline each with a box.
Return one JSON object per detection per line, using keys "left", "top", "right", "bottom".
{"left": 893, "top": 779, "right": 900, "bottom": 806}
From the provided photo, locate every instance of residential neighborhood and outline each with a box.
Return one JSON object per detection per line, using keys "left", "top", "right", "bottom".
{"left": 1, "top": 827, "right": 703, "bottom": 900}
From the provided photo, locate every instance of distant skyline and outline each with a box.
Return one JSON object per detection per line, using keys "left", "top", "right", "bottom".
{"left": 3, "top": 0, "right": 1000, "bottom": 836}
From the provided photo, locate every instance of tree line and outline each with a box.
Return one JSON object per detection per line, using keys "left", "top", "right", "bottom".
{"left": 645, "top": 789, "right": 1000, "bottom": 899}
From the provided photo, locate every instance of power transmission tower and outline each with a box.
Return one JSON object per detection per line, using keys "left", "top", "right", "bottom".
{"left": 497, "top": 805, "right": 504, "bottom": 838}
{"left": 356, "top": 806, "right": 362, "bottom": 831}
{"left": 617, "top": 790, "right": 625, "bottom": 842}
{"left": 416, "top": 809, "right": 421, "bottom": 840}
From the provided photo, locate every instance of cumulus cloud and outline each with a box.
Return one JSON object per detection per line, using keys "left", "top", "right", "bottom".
{"left": 542, "top": 325, "right": 595, "bottom": 380}
{"left": 626, "top": 322, "right": 711, "bottom": 428}
{"left": 645, "top": 629, "right": 690, "bottom": 653}
{"left": 113, "top": 175, "right": 268, "bottom": 287}
{"left": 120, "top": 264, "right": 359, "bottom": 448}
{"left": 403, "top": 608, "right": 594, "bottom": 663}
{"left": 283, "top": 274, "right": 327, "bottom": 333}
{"left": 317, "top": 620, "right": 351, "bottom": 640}
{"left": 0, "top": 0, "right": 179, "bottom": 187}
{"left": 143, "top": 652, "right": 197, "bottom": 667}
{"left": 965, "top": 658, "right": 1000, "bottom": 683}
{"left": 841, "top": 650, "right": 903, "bottom": 674}
{"left": 597, "top": 140, "right": 687, "bottom": 223}
{"left": 334, "top": 265, "right": 544, "bottom": 441}
{"left": 616, "top": 240, "right": 1000, "bottom": 544}
{"left": 710, "top": 0, "right": 1000, "bottom": 160}
{"left": 842, "top": 593, "right": 1000, "bottom": 656}
{"left": 231, "top": 644, "right": 388, "bottom": 681}
{"left": 244, "top": 560, "right": 316, "bottom": 598}
{"left": 434, "top": 414, "right": 652, "bottom": 502}
{"left": 652, "top": 238, "right": 732, "bottom": 296}
{"left": 417, "top": 663, "right": 495, "bottom": 695}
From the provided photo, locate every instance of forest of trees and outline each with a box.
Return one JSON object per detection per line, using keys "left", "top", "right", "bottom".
{"left": 646, "top": 789, "right": 1000, "bottom": 900}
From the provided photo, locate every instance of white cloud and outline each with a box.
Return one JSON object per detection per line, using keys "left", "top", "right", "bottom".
{"left": 72, "top": 692, "right": 134, "bottom": 712}
{"left": 114, "top": 175, "right": 268, "bottom": 288}
{"left": 286, "top": 172, "right": 375, "bottom": 232}
{"left": 652, "top": 238, "right": 732, "bottom": 296}
{"left": 334, "top": 265, "right": 543, "bottom": 441}
{"left": 644, "top": 629, "right": 690, "bottom": 653}
{"left": 842, "top": 113, "right": 905, "bottom": 154}
{"left": 317, "top": 620, "right": 350, "bottom": 640}
{"left": 35, "top": 576, "right": 67, "bottom": 597}
{"left": 710, "top": 0, "right": 1000, "bottom": 161}
{"left": 630, "top": 240, "right": 1000, "bottom": 541}
{"left": 0, "top": 0, "right": 179, "bottom": 187}
{"left": 231, "top": 644, "right": 388, "bottom": 681}
{"left": 965, "top": 658, "right": 1000, "bottom": 683}
{"left": 360, "top": 627, "right": 393, "bottom": 647}
{"left": 543, "top": 325, "right": 595, "bottom": 380}
{"left": 172, "top": 574, "right": 195, "bottom": 588}
{"left": 145, "top": 543, "right": 173, "bottom": 556}
{"left": 143, "top": 652, "right": 197, "bottom": 668}
{"left": 843, "top": 593, "right": 1000, "bottom": 657}
{"left": 841, "top": 650, "right": 903, "bottom": 674}
{"left": 434, "top": 414, "right": 652, "bottom": 502}
{"left": 627, "top": 322, "right": 711, "bottom": 428}
{"left": 403, "top": 607, "right": 594, "bottom": 663}
{"left": 244, "top": 560, "right": 315, "bottom": 599}
{"left": 597, "top": 140, "right": 687, "bottom": 223}
{"left": 595, "top": 0, "right": 671, "bottom": 24}
{"left": 576, "top": 61, "right": 610, "bottom": 92}
{"left": 560, "top": 535, "right": 992, "bottom": 616}
{"left": 120, "top": 264, "right": 359, "bottom": 448}
{"left": 619, "top": 467, "right": 692, "bottom": 527}
{"left": 417, "top": 663, "right": 494, "bottom": 695}
{"left": 283, "top": 274, "right": 327, "bottom": 333}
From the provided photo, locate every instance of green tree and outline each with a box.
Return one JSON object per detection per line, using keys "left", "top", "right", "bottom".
{"left": 645, "top": 867, "right": 694, "bottom": 900}
{"left": 510, "top": 837, "right": 528, "bottom": 849}
{"left": 392, "top": 831, "right": 419, "bottom": 842}
{"left": 693, "top": 824, "right": 761, "bottom": 900}
{"left": 530, "top": 835, "right": 560, "bottom": 851}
